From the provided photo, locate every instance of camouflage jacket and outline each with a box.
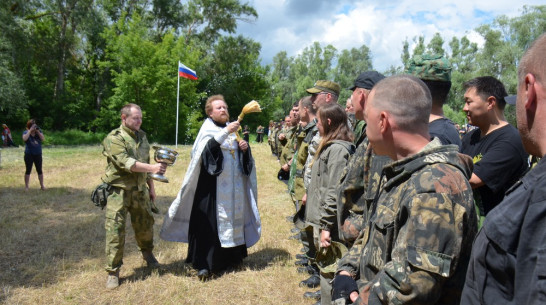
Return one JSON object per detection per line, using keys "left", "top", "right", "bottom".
{"left": 337, "top": 139, "right": 477, "bottom": 305}
{"left": 304, "top": 122, "right": 321, "bottom": 189}
{"left": 353, "top": 120, "right": 367, "bottom": 147}
{"left": 337, "top": 138, "right": 392, "bottom": 246}
{"left": 289, "top": 120, "right": 317, "bottom": 200}
{"left": 280, "top": 125, "right": 298, "bottom": 165}
{"left": 101, "top": 125, "right": 151, "bottom": 191}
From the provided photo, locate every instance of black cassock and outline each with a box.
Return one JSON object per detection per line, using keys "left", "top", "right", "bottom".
{"left": 186, "top": 137, "right": 253, "bottom": 272}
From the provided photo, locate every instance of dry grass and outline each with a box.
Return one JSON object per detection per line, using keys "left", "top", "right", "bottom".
{"left": 0, "top": 143, "right": 312, "bottom": 304}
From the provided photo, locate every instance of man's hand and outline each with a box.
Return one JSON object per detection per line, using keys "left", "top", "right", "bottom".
{"left": 320, "top": 230, "right": 331, "bottom": 247}
{"left": 278, "top": 133, "right": 286, "bottom": 141}
{"left": 226, "top": 121, "right": 240, "bottom": 133}
{"left": 238, "top": 140, "right": 248, "bottom": 152}
{"left": 301, "top": 193, "right": 307, "bottom": 206}
{"left": 152, "top": 163, "right": 167, "bottom": 175}
{"left": 332, "top": 274, "right": 359, "bottom": 304}
{"left": 281, "top": 163, "right": 290, "bottom": 171}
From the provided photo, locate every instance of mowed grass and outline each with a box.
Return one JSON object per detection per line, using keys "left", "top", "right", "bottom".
{"left": 0, "top": 142, "right": 311, "bottom": 304}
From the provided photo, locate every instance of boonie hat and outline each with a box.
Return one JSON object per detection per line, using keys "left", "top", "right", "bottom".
{"left": 406, "top": 53, "right": 452, "bottom": 82}
{"left": 348, "top": 71, "right": 386, "bottom": 90}
{"left": 316, "top": 241, "right": 348, "bottom": 276}
{"left": 306, "top": 80, "right": 341, "bottom": 96}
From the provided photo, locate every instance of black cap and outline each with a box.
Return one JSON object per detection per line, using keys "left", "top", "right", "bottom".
{"left": 348, "top": 71, "right": 386, "bottom": 90}
{"left": 505, "top": 95, "right": 516, "bottom": 105}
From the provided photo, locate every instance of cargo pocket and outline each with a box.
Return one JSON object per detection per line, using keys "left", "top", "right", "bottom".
{"left": 407, "top": 245, "right": 453, "bottom": 277}
{"left": 366, "top": 206, "right": 395, "bottom": 270}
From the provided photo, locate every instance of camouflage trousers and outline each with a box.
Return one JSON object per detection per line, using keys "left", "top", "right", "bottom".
{"left": 105, "top": 187, "right": 154, "bottom": 272}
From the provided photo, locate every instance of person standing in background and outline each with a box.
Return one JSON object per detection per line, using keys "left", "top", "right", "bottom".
{"left": 22, "top": 119, "right": 45, "bottom": 190}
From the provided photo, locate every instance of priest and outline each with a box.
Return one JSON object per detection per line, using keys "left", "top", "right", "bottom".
{"left": 160, "top": 95, "right": 261, "bottom": 280}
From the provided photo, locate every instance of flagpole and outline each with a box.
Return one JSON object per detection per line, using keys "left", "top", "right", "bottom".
{"left": 176, "top": 61, "right": 180, "bottom": 148}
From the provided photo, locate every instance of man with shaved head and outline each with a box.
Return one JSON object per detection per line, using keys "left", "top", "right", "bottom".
{"left": 332, "top": 75, "right": 477, "bottom": 305}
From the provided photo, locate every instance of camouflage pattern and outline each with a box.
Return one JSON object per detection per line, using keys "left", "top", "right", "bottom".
{"left": 353, "top": 120, "right": 366, "bottom": 147}
{"left": 279, "top": 125, "right": 298, "bottom": 166}
{"left": 337, "top": 139, "right": 478, "bottom": 305}
{"left": 304, "top": 129, "right": 321, "bottom": 189}
{"left": 289, "top": 120, "right": 318, "bottom": 201}
{"left": 102, "top": 125, "right": 151, "bottom": 190}
{"left": 268, "top": 124, "right": 278, "bottom": 156}
{"left": 337, "top": 139, "right": 391, "bottom": 246}
{"left": 105, "top": 187, "right": 154, "bottom": 272}
{"left": 102, "top": 125, "right": 155, "bottom": 272}
{"left": 406, "top": 53, "right": 452, "bottom": 82}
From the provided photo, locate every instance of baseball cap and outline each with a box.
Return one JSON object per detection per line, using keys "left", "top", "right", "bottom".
{"left": 505, "top": 95, "right": 516, "bottom": 105}
{"left": 348, "top": 71, "right": 386, "bottom": 90}
{"left": 406, "top": 53, "right": 452, "bottom": 82}
{"left": 306, "top": 80, "right": 341, "bottom": 96}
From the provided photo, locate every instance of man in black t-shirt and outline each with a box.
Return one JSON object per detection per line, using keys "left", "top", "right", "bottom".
{"left": 461, "top": 76, "right": 528, "bottom": 225}
{"left": 406, "top": 54, "right": 462, "bottom": 148}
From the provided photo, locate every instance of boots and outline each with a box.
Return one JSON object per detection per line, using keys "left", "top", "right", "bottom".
{"left": 142, "top": 250, "right": 160, "bottom": 268}
{"left": 106, "top": 270, "right": 119, "bottom": 289}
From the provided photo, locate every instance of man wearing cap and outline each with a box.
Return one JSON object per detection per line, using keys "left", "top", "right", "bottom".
{"left": 406, "top": 54, "right": 461, "bottom": 148}
{"left": 461, "top": 76, "right": 528, "bottom": 225}
{"left": 336, "top": 71, "right": 390, "bottom": 245}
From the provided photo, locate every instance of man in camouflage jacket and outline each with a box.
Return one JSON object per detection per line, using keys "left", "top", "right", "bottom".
{"left": 101, "top": 103, "right": 166, "bottom": 289}
{"left": 332, "top": 75, "right": 477, "bottom": 305}
{"left": 337, "top": 71, "right": 390, "bottom": 246}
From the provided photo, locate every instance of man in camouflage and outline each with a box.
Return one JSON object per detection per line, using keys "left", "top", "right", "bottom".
{"left": 279, "top": 102, "right": 300, "bottom": 178}
{"left": 302, "top": 80, "right": 341, "bottom": 191}
{"left": 101, "top": 103, "right": 167, "bottom": 289}
{"left": 337, "top": 71, "right": 389, "bottom": 246}
{"left": 332, "top": 75, "right": 477, "bottom": 305}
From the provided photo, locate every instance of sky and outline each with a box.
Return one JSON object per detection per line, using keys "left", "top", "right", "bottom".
{"left": 235, "top": 0, "right": 543, "bottom": 72}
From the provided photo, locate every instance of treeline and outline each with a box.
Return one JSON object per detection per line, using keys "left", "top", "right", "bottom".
{"left": 1, "top": 2, "right": 545, "bottom": 144}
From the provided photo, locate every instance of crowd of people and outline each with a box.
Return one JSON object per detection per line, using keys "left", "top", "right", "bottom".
{"left": 88, "top": 32, "right": 546, "bottom": 305}
{"left": 265, "top": 33, "right": 544, "bottom": 305}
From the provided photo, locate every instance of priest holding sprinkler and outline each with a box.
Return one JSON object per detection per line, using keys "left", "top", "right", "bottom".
{"left": 161, "top": 95, "right": 262, "bottom": 280}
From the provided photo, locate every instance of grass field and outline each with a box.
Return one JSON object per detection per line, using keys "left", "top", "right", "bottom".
{"left": 0, "top": 142, "right": 313, "bottom": 304}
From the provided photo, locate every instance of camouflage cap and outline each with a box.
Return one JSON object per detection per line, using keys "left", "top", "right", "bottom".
{"left": 406, "top": 53, "right": 452, "bottom": 82}
{"left": 316, "top": 241, "right": 348, "bottom": 275}
{"left": 306, "top": 80, "right": 341, "bottom": 96}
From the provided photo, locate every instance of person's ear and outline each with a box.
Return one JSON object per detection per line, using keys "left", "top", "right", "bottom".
{"left": 524, "top": 73, "right": 538, "bottom": 111}
{"left": 379, "top": 111, "right": 389, "bottom": 134}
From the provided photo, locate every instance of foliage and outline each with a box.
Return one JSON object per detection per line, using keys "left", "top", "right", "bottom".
{"left": 44, "top": 129, "right": 107, "bottom": 145}
{"left": 1, "top": 2, "right": 545, "bottom": 144}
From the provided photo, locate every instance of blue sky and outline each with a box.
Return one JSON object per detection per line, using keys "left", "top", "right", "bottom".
{"left": 236, "top": 0, "right": 543, "bottom": 72}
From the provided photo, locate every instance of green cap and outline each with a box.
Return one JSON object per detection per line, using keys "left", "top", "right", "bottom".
{"left": 306, "top": 80, "right": 341, "bottom": 96}
{"left": 315, "top": 241, "right": 348, "bottom": 275}
{"left": 406, "top": 54, "right": 452, "bottom": 82}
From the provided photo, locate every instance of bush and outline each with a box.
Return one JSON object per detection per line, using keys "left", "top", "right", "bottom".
{"left": 44, "top": 129, "right": 107, "bottom": 146}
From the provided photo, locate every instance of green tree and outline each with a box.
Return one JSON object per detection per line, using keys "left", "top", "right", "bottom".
{"left": 334, "top": 45, "right": 373, "bottom": 91}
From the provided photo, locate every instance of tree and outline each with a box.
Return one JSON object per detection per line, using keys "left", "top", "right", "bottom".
{"left": 334, "top": 45, "right": 373, "bottom": 91}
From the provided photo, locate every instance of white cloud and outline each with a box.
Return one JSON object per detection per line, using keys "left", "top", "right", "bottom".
{"left": 237, "top": 0, "right": 544, "bottom": 71}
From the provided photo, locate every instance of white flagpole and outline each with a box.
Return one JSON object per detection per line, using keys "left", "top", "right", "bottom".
{"left": 176, "top": 61, "right": 180, "bottom": 148}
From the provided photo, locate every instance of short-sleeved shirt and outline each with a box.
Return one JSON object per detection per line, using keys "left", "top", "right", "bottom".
{"left": 461, "top": 124, "right": 528, "bottom": 215}
{"left": 429, "top": 117, "right": 462, "bottom": 148}
{"left": 23, "top": 130, "right": 42, "bottom": 155}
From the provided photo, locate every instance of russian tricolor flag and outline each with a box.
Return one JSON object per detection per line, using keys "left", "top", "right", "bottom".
{"left": 178, "top": 61, "right": 198, "bottom": 80}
